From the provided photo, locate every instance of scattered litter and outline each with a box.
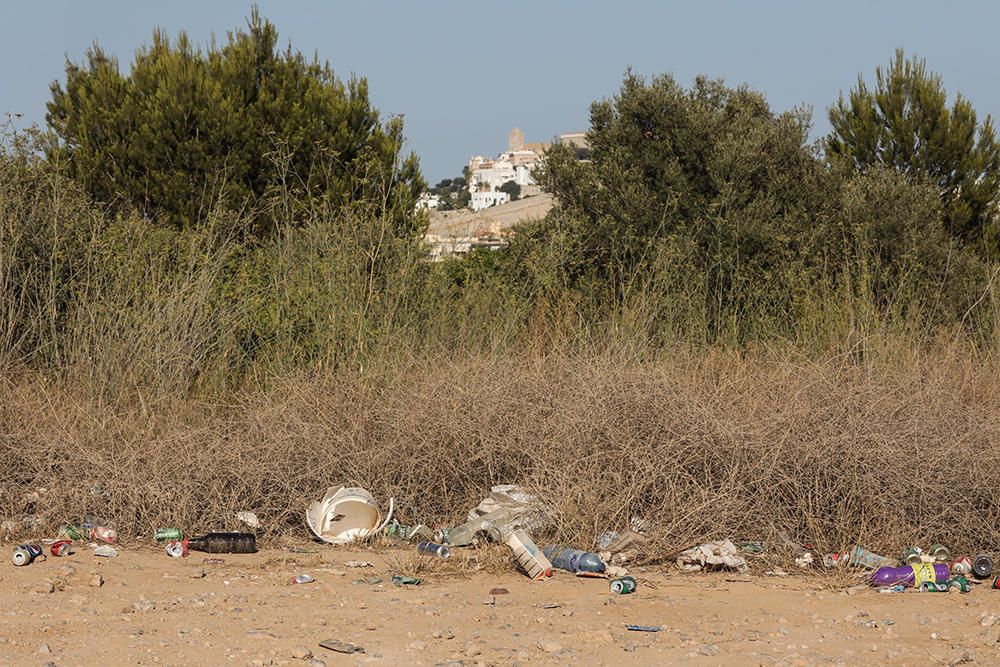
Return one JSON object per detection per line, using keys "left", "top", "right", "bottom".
{"left": 507, "top": 529, "right": 552, "bottom": 580}
{"left": 606, "top": 565, "right": 629, "bottom": 578}
{"left": 290, "top": 574, "right": 316, "bottom": 585}
{"left": 626, "top": 625, "right": 662, "bottom": 633}
{"left": 235, "top": 511, "right": 260, "bottom": 529}
{"left": 416, "top": 541, "right": 450, "bottom": 559}
{"left": 345, "top": 560, "right": 374, "bottom": 568}
{"left": 794, "top": 552, "right": 814, "bottom": 568}
{"left": 319, "top": 639, "right": 365, "bottom": 654}
{"left": 545, "top": 545, "right": 606, "bottom": 574}
{"left": 391, "top": 575, "right": 421, "bottom": 586}
{"left": 93, "top": 545, "right": 119, "bottom": 558}
{"left": 155, "top": 528, "right": 183, "bottom": 543}
{"left": 11, "top": 544, "right": 44, "bottom": 566}
{"left": 165, "top": 541, "right": 188, "bottom": 558}
{"left": 676, "top": 540, "right": 747, "bottom": 573}
{"left": 306, "top": 485, "right": 392, "bottom": 545}
{"left": 872, "top": 563, "right": 948, "bottom": 588}
{"left": 610, "top": 576, "right": 637, "bottom": 595}
{"left": 879, "top": 585, "right": 906, "bottom": 593}
{"left": 187, "top": 533, "right": 256, "bottom": 554}
{"left": 974, "top": 554, "right": 993, "bottom": 579}
{"left": 351, "top": 577, "right": 383, "bottom": 585}
{"left": 49, "top": 540, "right": 72, "bottom": 557}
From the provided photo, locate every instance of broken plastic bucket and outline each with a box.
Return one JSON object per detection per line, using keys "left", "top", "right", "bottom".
{"left": 306, "top": 486, "right": 383, "bottom": 544}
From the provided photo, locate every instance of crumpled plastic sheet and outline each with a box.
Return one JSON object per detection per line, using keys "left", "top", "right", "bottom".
{"left": 676, "top": 539, "right": 748, "bottom": 573}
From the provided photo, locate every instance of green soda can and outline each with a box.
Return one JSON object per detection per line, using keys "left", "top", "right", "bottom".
{"left": 58, "top": 525, "right": 88, "bottom": 541}
{"left": 155, "top": 527, "right": 184, "bottom": 542}
{"left": 610, "top": 576, "right": 637, "bottom": 594}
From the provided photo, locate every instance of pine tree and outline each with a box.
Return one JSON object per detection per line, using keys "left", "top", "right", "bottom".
{"left": 826, "top": 49, "right": 1000, "bottom": 250}
{"left": 46, "top": 9, "right": 424, "bottom": 236}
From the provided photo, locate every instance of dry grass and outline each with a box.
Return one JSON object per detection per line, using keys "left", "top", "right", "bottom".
{"left": 3, "top": 342, "right": 1000, "bottom": 567}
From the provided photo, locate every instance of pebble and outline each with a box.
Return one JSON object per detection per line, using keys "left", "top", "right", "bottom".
{"left": 624, "top": 642, "right": 636, "bottom": 652}
{"left": 407, "top": 640, "right": 426, "bottom": 651}
{"left": 38, "top": 643, "right": 51, "bottom": 654}
{"left": 538, "top": 641, "right": 563, "bottom": 654}
{"left": 306, "top": 660, "right": 326, "bottom": 667}
{"left": 464, "top": 641, "right": 483, "bottom": 656}
{"left": 290, "top": 646, "right": 312, "bottom": 659}
{"left": 189, "top": 569, "right": 206, "bottom": 579}
{"left": 31, "top": 580, "right": 55, "bottom": 595}
{"left": 982, "top": 614, "right": 997, "bottom": 627}
{"left": 56, "top": 565, "right": 76, "bottom": 578}
{"left": 89, "top": 574, "right": 104, "bottom": 588}
{"left": 247, "top": 629, "right": 277, "bottom": 639}
{"left": 699, "top": 645, "right": 719, "bottom": 656}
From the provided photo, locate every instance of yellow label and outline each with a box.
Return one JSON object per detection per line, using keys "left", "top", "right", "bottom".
{"left": 911, "top": 562, "right": 937, "bottom": 586}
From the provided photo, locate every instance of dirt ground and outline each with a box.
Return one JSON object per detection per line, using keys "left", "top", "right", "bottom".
{"left": 0, "top": 543, "right": 996, "bottom": 666}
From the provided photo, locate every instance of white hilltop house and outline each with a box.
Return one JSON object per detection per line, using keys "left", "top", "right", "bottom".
{"left": 467, "top": 128, "right": 549, "bottom": 211}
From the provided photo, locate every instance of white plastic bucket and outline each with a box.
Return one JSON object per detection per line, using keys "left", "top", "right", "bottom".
{"left": 306, "top": 486, "right": 383, "bottom": 545}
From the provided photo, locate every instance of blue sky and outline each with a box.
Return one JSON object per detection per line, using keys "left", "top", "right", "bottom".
{"left": 3, "top": 1, "right": 997, "bottom": 182}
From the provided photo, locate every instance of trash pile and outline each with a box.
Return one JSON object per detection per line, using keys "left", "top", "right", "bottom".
{"left": 14, "top": 480, "right": 997, "bottom": 606}
{"left": 303, "top": 483, "right": 644, "bottom": 593}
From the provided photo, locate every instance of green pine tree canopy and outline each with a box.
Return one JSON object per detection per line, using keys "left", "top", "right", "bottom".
{"left": 45, "top": 8, "right": 424, "bottom": 237}
{"left": 826, "top": 49, "right": 1000, "bottom": 251}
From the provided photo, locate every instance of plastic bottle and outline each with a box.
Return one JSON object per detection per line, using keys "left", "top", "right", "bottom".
{"left": 186, "top": 532, "right": 257, "bottom": 554}
{"left": 416, "top": 541, "right": 450, "bottom": 559}
{"left": 542, "top": 545, "right": 606, "bottom": 574}
{"left": 871, "top": 562, "right": 949, "bottom": 587}
{"left": 506, "top": 529, "right": 551, "bottom": 580}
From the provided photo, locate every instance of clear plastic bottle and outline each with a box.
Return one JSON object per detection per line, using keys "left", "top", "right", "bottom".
{"left": 186, "top": 532, "right": 257, "bottom": 554}
{"left": 542, "top": 545, "right": 606, "bottom": 573}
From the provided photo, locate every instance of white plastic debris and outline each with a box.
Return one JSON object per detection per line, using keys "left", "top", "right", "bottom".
{"left": 676, "top": 539, "right": 748, "bottom": 573}
{"left": 235, "top": 511, "right": 260, "bottom": 529}
{"left": 306, "top": 485, "right": 393, "bottom": 545}
{"left": 795, "top": 552, "right": 814, "bottom": 568}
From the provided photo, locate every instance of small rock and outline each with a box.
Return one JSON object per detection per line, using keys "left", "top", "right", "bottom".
{"left": 538, "top": 641, "right": 563, "bottom": 654}
{"left": 407, "top": 640, "right": 426, "bottom": 651}
{"left": 56, "top": 564, "right": 76, "bottom": 577}
{"left": 38, "top": 643, "right": 51, "bottom": 654}
{"left": 31, "top": 580, "right": 55, "bottom": 595}
{"left": 246, "top": 629, "right": 277, "bottom": 639}
{"left": 189, "top": 569, "right": 206, "bottom": 579}
{"left": 981, "top": 615, "right": 997, "bottom": 628}
{"left": 464, "top": 641, "right": 483, "bottom": 656}
{"left": 290, "top": 646, "right": 312, "bottom": 659}
{"left": 624, "top": 642, "right": 636, "bottom": 652}
{"left": 950, "top": 649, "right": 976, "bottom": 666}
{"left": 306, "top": 660, "right": 326, "bottom": 667}
{"left": 482, "top": 596, "right": 495, "bottom": 606}
{"left": 699, "top": 645, "right": 719, "bottom": 656}
{"left": 89, "top": 574, "right": 104, "bottom": 588}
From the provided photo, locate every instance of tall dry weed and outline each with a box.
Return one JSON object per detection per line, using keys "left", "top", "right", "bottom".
{"left": 3, "top": 344, "right": 1000, "bottom": 561}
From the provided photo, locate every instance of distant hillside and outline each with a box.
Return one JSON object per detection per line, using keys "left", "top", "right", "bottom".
{"left": 425, "top": 193, "right": 554, "bottom": 238}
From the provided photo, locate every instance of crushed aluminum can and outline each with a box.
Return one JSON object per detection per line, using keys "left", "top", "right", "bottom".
{"left": 165, "top": 540, "right": 188, "bottom": 558}
{"left": 50, "top": 540, "right": 73, "bottom": 557}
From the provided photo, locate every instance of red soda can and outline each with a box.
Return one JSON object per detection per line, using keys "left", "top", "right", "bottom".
{"left": 50, "top": 540, "right": 73, "bottom": 557}
{"left": 992, "top": 576, "right": 1000, "bottom": 590}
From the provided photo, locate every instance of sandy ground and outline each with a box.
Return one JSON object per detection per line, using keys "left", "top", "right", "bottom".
{"left": 0, "top": 543, "right": 996, "bottom": 666}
